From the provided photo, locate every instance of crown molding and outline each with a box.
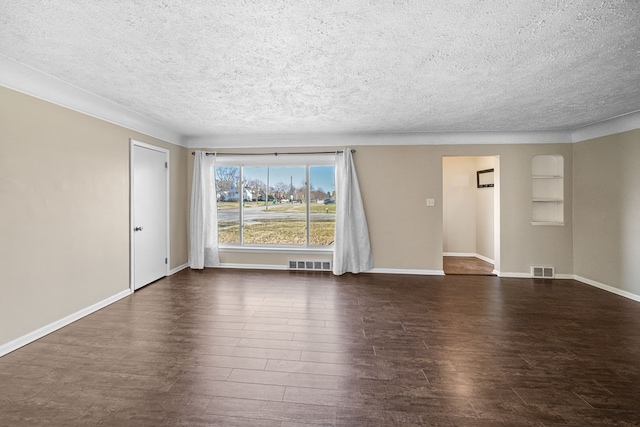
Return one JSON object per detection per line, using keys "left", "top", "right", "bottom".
{"left": 186, "top": 130, "right": 574, "bottom": 149}
{"left": 2, "top": 53, "right": 638, "bottom": 148}
{"left": 0, "top": 54, "right": 186, "bottom": 147}
{"left": 571, "top": 110, "right": 640, "bottom": 142}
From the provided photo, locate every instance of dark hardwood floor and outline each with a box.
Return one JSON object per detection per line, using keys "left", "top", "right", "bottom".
{"left": 2, "top": 269, "right": 640, "bottom": 426}
{"left": 443, "top": 256, "right": 495, "bottom": 276}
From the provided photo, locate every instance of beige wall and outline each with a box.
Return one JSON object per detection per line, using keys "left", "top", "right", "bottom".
{"left": 443, "top": 156, "right": 477, "bottom": 254}
{"left": 191, "top": 142, "right": 574, "bottom": 275}
{"left": 0, "top": 87, "right": 188, "bottom": 346}
{"left": 169, "top": 147, "right": 189, "bottom": 268}
{"left": 475, "top": 156, "right": 496, "bottom": 261}
{"left": 573, "top": 129, "right": 640, "bottom": 295}
{"left": 363, "top": 144, "right": 572, "bottom": 274}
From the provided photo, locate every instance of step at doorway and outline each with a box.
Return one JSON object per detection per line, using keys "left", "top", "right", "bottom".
{"left": 443, "top": 256, "right": 495, "bottom": 276}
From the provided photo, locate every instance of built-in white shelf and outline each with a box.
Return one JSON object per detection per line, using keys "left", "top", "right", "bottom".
{"left": 532, "top": 155, "right": 564, "bottom": 225}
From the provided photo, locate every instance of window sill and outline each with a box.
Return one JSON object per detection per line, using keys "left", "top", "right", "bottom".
{"left": 219, "top": 245, "right": 334, "bottom": 255}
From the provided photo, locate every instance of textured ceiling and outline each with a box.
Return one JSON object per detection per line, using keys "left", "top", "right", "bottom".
{"left": 1, "top": 1, "right": 639, "bottom": 137}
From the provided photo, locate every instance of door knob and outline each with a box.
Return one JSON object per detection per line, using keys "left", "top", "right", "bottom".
{"left": 134, "top": 227, "right": 143, "bottom": 231}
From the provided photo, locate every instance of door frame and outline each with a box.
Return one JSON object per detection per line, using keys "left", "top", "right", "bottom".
{"left": 130, "top": 139, "right": 170, "bottom": 291}
{"left": 441, "top": 155, "right": 500, "bottom": 275}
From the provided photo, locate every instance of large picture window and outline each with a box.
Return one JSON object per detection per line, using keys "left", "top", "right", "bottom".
{"left": 215, "top": 156, "right": 336, "bottom": 248}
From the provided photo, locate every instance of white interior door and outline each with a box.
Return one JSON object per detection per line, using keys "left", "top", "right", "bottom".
{"left": 132, "top": 141, "right": 168, "bottom": 290}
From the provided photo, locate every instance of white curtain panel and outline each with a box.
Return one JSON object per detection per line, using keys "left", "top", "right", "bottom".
{"left": 333, "top": 148, "right": 374, "bottom": 275}
{"left": 189, "top": 151, "right": 220, "bottom": 269}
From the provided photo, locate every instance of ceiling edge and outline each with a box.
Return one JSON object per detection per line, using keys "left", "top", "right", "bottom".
{"left": 0, "top": 54, "right": 187, "bottom": 147}
{"left": 571, "top": 110, "right": 640, "bottom": 142}
{"left": 1, "top": 54, "right": 638, "bottom": 149}
{"left": 186, "top": 131, "right": 574, "bottom": 149}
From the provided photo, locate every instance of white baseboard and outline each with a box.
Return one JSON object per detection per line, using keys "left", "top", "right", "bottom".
{"left": 367, "top": 268, "right": 445, "bottom": 276}
{"left": 574, "top": 275, "right": 640, "bottom": 303}
{"left": 475, "top": 254, "right": 495, "bottom": 264}
{"left": 498, "top": 272, "right": 531, "bottom": 278}
{"left": 0, "top": 289, "right": 132, "bottom": 358}
{"left": 443, "top": 252, "right": 495, "bottom": 264}
{"left": 217, "top": 263, "right": 288, "bottom": 271}
{"left": 181, "top": 264, "right": 640, "bottom": 304}
{"left": 443, "top": 252, "right": 475, "bottom": 257}
{"left": 499, "top": 272, "right": 576, "bottom": 280}
{"left": 169, "top": 263, "right": 189, "bottom": 275}
{"left": 216, "top": 264, "right": 444, "bottom": 276}
{"left": 496, "top": 272, "right": 640, "bottom": 304}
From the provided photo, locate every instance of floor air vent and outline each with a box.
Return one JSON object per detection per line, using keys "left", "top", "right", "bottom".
{"left": 532, "top": 266, "right": 555, "bottom": 278}
{"left": 288, "top": 261, "right": 332, "bottom": 271}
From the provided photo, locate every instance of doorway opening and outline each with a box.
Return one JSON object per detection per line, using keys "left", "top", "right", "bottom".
{"left": 442, "top": 156, "right": 500, "bottom": 276}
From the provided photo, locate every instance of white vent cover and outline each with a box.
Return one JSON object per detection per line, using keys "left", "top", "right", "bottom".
{"left": 289, "top": 260, "right": 332, "bottom": 271}
{"left": 532, "top": 266, "right": 555, "bottom": 278}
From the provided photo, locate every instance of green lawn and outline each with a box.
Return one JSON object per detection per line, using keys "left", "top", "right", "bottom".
{"left": 217, "top": 200, "right": 336, "bottom": 245}
{"left": 217, "top": 201, "right": 336, "bottom": 214}
{"left": 218, "top": 218, "right": 335, "bottom": 246}
{"left": 217, "top": 201, "right": 241, "bottom": 211}
{"left": 264, "top": 203, "right": 336, "bottom": 214}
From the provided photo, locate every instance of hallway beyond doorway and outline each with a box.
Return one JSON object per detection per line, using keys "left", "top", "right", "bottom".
{"left": 442, "top": 155, "right": 500, "bottom": 275}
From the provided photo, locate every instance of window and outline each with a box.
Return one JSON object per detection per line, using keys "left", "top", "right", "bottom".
{"left": 215, "top": 155, "right": 336, "bottom": 248}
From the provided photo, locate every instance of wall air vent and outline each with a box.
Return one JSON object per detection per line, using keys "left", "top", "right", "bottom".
{"left": 288, "top": 260, "right": 332, "bottom": 271}
{"left": 532, "top": 266, "right": 555, "bottom": 278}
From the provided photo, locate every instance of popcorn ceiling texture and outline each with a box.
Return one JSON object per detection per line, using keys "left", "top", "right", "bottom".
{"left": 1, "top": 0, "right": 639, "bottom": 136}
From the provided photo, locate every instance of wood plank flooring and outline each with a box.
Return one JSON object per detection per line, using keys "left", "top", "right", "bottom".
{"left": 2, "top": 269, "right": 640, "bottom": 426}
{"left": 443, "top": 256, "right": 495, "bottom": 275}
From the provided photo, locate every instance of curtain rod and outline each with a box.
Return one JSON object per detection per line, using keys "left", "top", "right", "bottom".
{"left": 191, "top": 149, "right": 355, "bottom": 156}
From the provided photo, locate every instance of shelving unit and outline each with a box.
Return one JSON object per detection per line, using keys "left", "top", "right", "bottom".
{"left": 532, "top": 155, "right": 564, "bottom": 225}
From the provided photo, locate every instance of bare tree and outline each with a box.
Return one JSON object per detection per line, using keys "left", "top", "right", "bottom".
{"left": 310, "top": 187, "right": 327, "bottom": 201}
{"left": 245, "top": 178, "right": 266, "bottom": 200}
{"left": 293, "top": 180, "right": 311, "bottom": 202}
{"left": 215, "top": 167, "right": 240, "bottom": 193}
{"left": 271, "top": 182, "right": 289, "bottom": 200}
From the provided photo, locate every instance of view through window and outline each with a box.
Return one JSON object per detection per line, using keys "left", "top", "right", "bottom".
{"left": 215, "top": 160, "right": 336, "bottom": 247}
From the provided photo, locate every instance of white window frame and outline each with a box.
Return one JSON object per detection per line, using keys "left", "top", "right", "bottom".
{"left": 215, "top": 154, "right": 336, "bottom": 253}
